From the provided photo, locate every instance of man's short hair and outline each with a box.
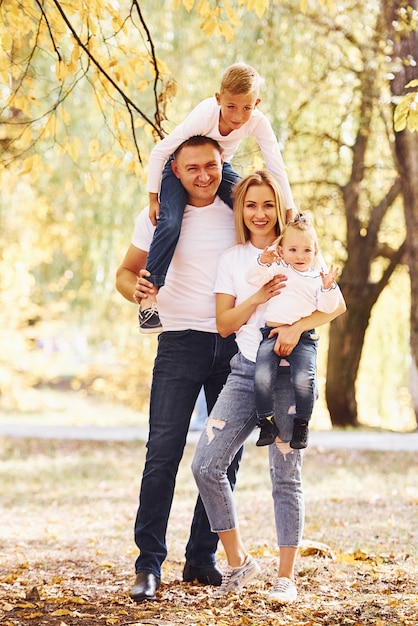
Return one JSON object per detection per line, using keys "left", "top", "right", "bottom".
{"left": 173, "top": 135, "right": 223, "bottom": 159}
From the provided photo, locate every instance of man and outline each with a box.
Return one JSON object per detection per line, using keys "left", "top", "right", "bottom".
{"left": 115, "top": 136, "right": 242, "bottom": 602}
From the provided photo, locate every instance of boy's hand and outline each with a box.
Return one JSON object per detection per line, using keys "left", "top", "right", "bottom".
{"left": 148, "top": 194, "right": 160, "bottom": 226}
{"left": 320, "top": 264, "right": 339, "bottom": 289}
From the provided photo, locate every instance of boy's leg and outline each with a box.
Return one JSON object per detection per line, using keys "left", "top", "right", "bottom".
{"left": 217, "top": 162, "right": 241, "bottom": 209}
{"left": 146, "top": 158, "right": 188, "bottom": 287}
{"left": 254, "top": 331, "right": 280, "bottom": 446}
{"left": 139, "top": 158, "right": 187, "bottom": 332}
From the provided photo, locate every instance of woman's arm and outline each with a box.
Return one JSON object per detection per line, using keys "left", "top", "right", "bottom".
{"left": 216, "top": 274, "right": 287, "bottom": 338}
{"left": 270, "top": 292, "right": 347, "bottom": 357}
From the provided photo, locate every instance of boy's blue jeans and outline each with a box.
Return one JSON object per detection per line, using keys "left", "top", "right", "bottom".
{"left": 134, "top": 329, "right": 241, "bottom": 579}
{"left": 255, "top": 327, "right": 318, "bottom": 425}
{"left": 146, "top": 158, "right": 240, "bottom": 287}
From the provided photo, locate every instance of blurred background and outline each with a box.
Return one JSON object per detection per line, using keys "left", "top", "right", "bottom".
{"left": 1, "top": 0, "right": 417, "bottom": 432}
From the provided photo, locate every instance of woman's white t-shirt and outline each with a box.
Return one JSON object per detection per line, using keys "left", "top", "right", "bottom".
{"left": 215, "top": 241, "right": 268, "bottom": 363}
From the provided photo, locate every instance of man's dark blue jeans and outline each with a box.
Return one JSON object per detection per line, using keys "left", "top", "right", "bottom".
{"left": 134, "top": 329, "right": 241, "bottom": 579}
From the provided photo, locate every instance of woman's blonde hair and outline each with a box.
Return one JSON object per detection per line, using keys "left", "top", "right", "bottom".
{"left": 231, "top": 171, "right": 287, "bottom": 244}
{"left": 220, "top": 63, "right": 260, "bottom": 96}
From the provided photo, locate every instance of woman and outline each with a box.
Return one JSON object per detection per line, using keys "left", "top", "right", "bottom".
{"left": 191, "top": 171, "right": 346, "bottom": 603}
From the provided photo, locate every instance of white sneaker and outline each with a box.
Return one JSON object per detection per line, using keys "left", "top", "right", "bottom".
{"left": 267, "top": 577, "right": 297, "bottom": 604}
{"left": 216, "top": 555, "right": 260, "bottom": 595}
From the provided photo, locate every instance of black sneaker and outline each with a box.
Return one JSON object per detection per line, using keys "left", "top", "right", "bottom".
{"left": 290, "top": 418, "right": 309, "bottom": 449}
{"left": 182, "top": 561, "right": 223, "bottom": 586}
{"left": 256, "top": 417, "right": 279, "bottom": 447}
{"left": 138, "top": 303, "right": 162, "bottom": 334}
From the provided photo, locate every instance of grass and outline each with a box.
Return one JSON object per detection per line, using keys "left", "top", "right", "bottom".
{"left": 1, "top": 434, "right": 417, "bottom": 625}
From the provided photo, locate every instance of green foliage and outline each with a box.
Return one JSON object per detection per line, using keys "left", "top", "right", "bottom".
{"left": 0, "top": 0, "right": 416, "bottom": 428}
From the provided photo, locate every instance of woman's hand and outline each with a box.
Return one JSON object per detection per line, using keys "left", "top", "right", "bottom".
{"left": 268, "top": 324, "right": 301, "bottom": 357}
{"left": 257, "top": 274, "right": 287, "bottom": 305}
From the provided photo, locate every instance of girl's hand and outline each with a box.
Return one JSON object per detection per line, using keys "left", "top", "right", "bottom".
{"left": 260, "top": 246, "right": 279, "bottom": 265}
{"left": 320, "top": 264, "right": 339, "bottom": 290}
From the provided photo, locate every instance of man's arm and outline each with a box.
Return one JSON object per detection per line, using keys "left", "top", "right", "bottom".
{"left": 115, "top": 244, "right": 148, "bottom": 304}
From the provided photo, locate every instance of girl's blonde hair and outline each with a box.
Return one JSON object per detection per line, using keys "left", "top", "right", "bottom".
{"left": 220, "top": 63, "right": 260, "bottom": 96}
{"left": 275, "top": 211, "right": 318, "bottom": 253}
{"left": 231, "top": 171, "right": 287, "bottom": 244}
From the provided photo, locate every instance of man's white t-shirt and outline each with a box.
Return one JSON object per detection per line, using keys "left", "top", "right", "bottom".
{"left": 132, "top": 197, "right": 236, "bottom": 332}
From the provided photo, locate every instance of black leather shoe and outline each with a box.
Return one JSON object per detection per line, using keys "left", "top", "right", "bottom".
{"left": 129, "top": 571, "right": 160, "bottom": 602}
{"left": 182, "top": 561, "right": 222, "bottom": 586}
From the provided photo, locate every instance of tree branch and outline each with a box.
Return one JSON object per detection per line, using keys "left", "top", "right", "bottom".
{"left": 49, "top": 0, "right": 164, "bottom": 143}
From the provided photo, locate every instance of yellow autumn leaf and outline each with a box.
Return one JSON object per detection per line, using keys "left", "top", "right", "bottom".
{"left": 60, "top": 107, "right": 71, "bottom": 125}
{"left": 88, "top": 139, "right": 100, "bottom": 159}
{"left": 137, "top": 80, "right": 149, "bottom": 93}
{"left": 224, "top": 0, "right": 240, "bottom": 26}
{"left": 201, "top": 16, "right": 217, "bottom": 37}
{"left": 197, "top": 0, "right": 211, "bottom": 17}
{"left": 55, "top": 60, "right": 69, "bottom": 80}
{"left": 251, "top": 0, "right": 269, "bottom": 19}
{"left": 394, "top": 93, "right": 416, "bottom": 132}
{"left": 67, "top": 137, "right": 82, "bottom": 160}
{"left": 405, "top": 79, "right": 418, "bottom": 89}
{"left": 84, "top": 174, "right": 96, "bottom": 195}
{"left": 51, "top": 609, "right": 73, "bottom": 616}
{"left": 1, "top": 31, "right": 14, "bottom": 50}
{"left": 219, "top": 21, "right": 235, "bottom": 43}
{"left": 183, "top": 0, "right": 195, "bottom": 11}
{"left": 42, "top": 113, "right": 58, "bottom": 139}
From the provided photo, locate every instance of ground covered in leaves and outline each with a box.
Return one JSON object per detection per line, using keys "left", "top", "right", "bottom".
{"left": 1, "top": 435, "right": 417, "bottom": 625}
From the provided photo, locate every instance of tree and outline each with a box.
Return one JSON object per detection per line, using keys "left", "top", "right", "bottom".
{"left": 384, "top": 0, "right": 418, "bottom": 427}
{"left": 1, "top": 0, "right": 416, "bottom": 427}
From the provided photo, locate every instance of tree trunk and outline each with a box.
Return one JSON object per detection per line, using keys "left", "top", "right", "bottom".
{"left": 325, "top": 43, "right": 404, "bottom": 427}
{"left": 385, "top": 0, "right": 418, "bottom": 427}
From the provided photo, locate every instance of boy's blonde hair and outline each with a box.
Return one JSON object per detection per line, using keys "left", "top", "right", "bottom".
{"left": 220, "top": 63, "right": 260, "bottom": 96}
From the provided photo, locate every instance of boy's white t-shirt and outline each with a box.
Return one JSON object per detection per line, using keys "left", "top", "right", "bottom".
{"left": 132, "top": 198, "right": 235, "bottom": 332}
{"left": 146, "top": 97, "right": 295, "bottom": 210}
{"left": 215, "top": 241, "right": 268, "bottom": 363}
